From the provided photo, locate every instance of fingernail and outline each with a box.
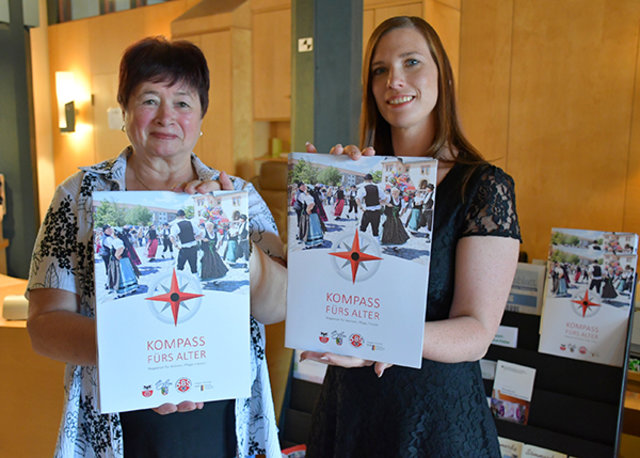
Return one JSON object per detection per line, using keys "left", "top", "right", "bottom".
{"left": 377, "top": 369, "right": 384, "bottom": 378}
{"left": 305, "top": 141, "right": 310, "bottom": 145}
{"left": 320, "top": 356, "right": 329, "bottom": 361}
{"left": 299, "top": 355, "right": 306, "bottom": 362}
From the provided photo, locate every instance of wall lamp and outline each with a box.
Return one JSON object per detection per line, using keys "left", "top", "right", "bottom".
{"left": 55, "top": 71, "right": 76, "bottom": 132}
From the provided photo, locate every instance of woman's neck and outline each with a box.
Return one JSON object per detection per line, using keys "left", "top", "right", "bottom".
{"left": 126, "top": 149, "right": 196, "bottom": 190}
{"left": 390, "top": 116, "right": 436, "bottom": 157}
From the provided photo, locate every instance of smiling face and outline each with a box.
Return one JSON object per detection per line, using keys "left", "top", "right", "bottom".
{"left": 124, "top": 80, "right": 203, "bottom": 161}
{"left": 370, "top": 27, "right": 439, "bottom": 138}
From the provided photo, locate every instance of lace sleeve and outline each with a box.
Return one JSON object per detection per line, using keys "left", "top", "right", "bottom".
{"left": 461, "top": 166, "right": 521, "bottom": 240}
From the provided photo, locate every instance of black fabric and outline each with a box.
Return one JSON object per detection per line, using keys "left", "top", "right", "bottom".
{"left": 363, "top": 183, "right": 380, "bottom": 207}
{"left": 121, "top": 400, "right": 236, "bottom": 458}
{"left": 306, "top": 163, "right": 521, "bottom": 458}
{"left": 177, "top": 220, "right": 196, "bottom": 244}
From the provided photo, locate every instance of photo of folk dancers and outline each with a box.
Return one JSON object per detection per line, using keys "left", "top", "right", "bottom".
{"left": 93, "top": 190, "right": 251, "bottom": 302}
{"left": 288, "top": 153, "right": 437, "bottom": 264}
{"left": 546, "top": 229, "right": 638, "bottom": 308}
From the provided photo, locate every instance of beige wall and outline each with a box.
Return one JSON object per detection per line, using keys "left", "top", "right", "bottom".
{"left": 458, "top": 0, "right": 640, "bottom": 261}
{"left": 45, "top": 1, "right": 195, "bottom": 187}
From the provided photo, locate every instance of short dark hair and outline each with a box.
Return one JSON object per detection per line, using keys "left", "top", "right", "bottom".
{"left": 176, "top": 209, "right": 186, "bottom": 217}
{"left": 118, "top": 36, "right": 210, "bottom": 116}
{"left": 364, "top": 173, "right": 373, "bottom": 180}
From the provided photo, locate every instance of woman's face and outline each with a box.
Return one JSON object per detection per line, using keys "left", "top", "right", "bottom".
{"left": 370, "top": 27, "right": 438, "bottom": 135}
{"left": 124, "top": 80, "right": 203, "bottom": 161}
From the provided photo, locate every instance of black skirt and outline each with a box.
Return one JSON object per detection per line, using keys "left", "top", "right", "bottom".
{"left": 120, "top": 399, "right": 236, "bottom": 458}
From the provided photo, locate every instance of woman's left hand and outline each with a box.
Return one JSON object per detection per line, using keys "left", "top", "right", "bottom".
{"left": 300, "top": 351, "right": 393, "bottom": 378}
{"left": 174, "top": 171, "right": 234, "bottom": 194}
{"left": 153, "top": 401, "right": 204, "bottom": 415}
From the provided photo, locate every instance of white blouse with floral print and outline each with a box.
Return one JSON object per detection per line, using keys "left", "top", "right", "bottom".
{"left": 27, "top": 148, "right": 284, "bottom": 458}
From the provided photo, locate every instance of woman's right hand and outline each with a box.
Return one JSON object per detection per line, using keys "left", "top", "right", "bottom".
{"left": 305, "top": 142, "right": 376, "bottom": 160}
{"left": 300, "top": 351, "right": 392, "bottom": 378}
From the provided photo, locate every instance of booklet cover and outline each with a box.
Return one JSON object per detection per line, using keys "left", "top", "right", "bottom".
{"left": 491, "top": 360, "right": 536, "bottom": 425}
{"left": 538, "top": 228, "right": 638, "bottom": 367}
{"left": 505, "top": 263, "right": 546, "bottom": 315}
{"left": 92, "top": 190, "right": 251, "bottom": 413}
{"left": 285, "top": 152, "right": 437, "bottom": 368}
{"left": 498, "top": 437, "right": 524, "bottom": 458}
{"left": 521, "top": 444, "right": 567, "bottom": 458}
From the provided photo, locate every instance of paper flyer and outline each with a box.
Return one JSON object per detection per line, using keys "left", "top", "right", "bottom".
{"left": 538, "top": 228, "right": 638, "bottom": 367}
{"left": 285, "top": 152, "right": 437, "bottom": 368}
{"left": 505, "top": 263, "right": 546, "bottom": 315}
{"left": 498, "top": 436, "right": 523, "bottom": 458}
{"left": 92, "top": 190, "right": 251, "bottom": 413}
{"left": 491, "top": 360, "right": 536, "bottom": 425}
{"left": 521, "top": 444, "right": 567, "bottom": 458}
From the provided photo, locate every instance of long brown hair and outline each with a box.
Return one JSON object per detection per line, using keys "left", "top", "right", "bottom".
{"left": 360, "top": 16, "right": 483, "bottom": 165}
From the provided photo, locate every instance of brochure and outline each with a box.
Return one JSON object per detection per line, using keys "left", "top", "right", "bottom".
{"left": 285, "top": 152, "right": 437, "bottom": 368}
{"left": 92, "top": 190, "right": 251, "bottom": 413}
{"left": 505, "top": 263, "right": 546, "bottom": 315}
{"left": 498, "top": 437, "right": 523, "bottom": 458}
{"left": 538, "top": 228, "right": 638, "bottom": 367}
{"left": 491, "top": 360, "right": 536, "bottom": 425}
{"left": 521, "top": 444, "right": 567, "bottom": 458}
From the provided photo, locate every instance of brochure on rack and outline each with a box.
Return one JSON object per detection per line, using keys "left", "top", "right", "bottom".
{"left": 538, "top": 228, "right": 638, "bottom": 367}
{"left": 285, "top": 152, "right": 437, "bottom": 368}
{"left": 92, "top": 190, "right": 251, "bottom": 413}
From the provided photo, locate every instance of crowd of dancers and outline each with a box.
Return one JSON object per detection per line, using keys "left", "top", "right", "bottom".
{"left": 94, "top": 210, "right": 250, "bottom": 298}
{"left": 290, "top": 176, "right": 435, "bottom": 250}
{"left": 549, "top": 260, "right": 635, "bottom": 301}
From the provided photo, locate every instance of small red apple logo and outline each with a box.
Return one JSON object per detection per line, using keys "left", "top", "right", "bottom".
{"left": 142, "top": 385, "right": 153, "bottom": 397}
{"left": 319, "top": 332, "right": 329, "bottom": 344}
{"left": 579, "top": 346, "right": 587, "bottom": 354}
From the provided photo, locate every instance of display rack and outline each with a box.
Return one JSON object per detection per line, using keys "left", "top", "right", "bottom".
{"left": 484, "top": 309, "right": 634, "bottom": 457}
{"left": 279, "top": 308, "right": 635, "bottom": 456}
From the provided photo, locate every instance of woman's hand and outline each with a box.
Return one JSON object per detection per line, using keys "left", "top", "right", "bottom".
{"left": 174, "top": 171, "right": 234, "bottom": 194}
{"left": 153, "top": 401, "right": 204, "bottom": 415}
{"left": 300, "top": 351, "right": 392, "bottom": 378}
{"left": 305, "top": 142, "right": 376, "bottom": 160}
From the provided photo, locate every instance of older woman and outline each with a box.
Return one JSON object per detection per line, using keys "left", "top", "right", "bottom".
{"left": 27, "top": 37, "right": 286, "bottom": 458}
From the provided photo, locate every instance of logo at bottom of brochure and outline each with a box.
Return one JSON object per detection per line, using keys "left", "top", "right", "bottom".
{"left": 350, "top": 333, "right": 364, "bottom": 348}
{"left": 156, "top": 379, "right": 171, "bottom": 396}
{"left": 176, "top": 377, "right": 192, "bottom": 393}
{"left": 141, "top": 385, "right": 153, "bottom": 397}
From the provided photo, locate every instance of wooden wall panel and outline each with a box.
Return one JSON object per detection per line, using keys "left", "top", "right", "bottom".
{"left": 424, "top": 0, "right": 460, "bottom": 85}
{"left": 459, "top": 0, "right": 640, "bottom": 261}
{"left": 252, "top": 7, "right": 291, "bottom": 121}
{"left": 458, "top": 0, "right": 513, "bottom": 171}
{"left": 199, "top": 31, "right": 234, "bottom": 175}
{"left": 507, "top": 0, "right": 640, "bottom": 260}
{"left": 624, "top": 20, "right": 640, "bottom": 235}
{"left": 45, "top": 1, "right": 191, "bottom": 187}
{"left": 48, "top": 20, "right": 94, "bottom": 186}
{"left": 232, "top": 28, "right": 255, "bottom": 179}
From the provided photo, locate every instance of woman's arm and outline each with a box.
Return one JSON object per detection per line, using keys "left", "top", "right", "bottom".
{"left": 249, "top": 245, "right": 287, "bottom": 325}
{"left": 27, "top": 288, "right": 97, "bottom": 366}
{"left": 422, "top": 235, "right": 520, "bottom": 362}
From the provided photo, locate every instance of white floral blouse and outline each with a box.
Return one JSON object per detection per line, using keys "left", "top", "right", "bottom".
{"left": 27, "top": 148, "right": 284, "bottom": 458}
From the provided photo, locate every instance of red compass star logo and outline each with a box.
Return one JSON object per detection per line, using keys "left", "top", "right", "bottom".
{"left": 571, "top": 290, "right": 600, "bottom": 317}
{"left": 329, "top": 230, "right": 382, "bottom": 283}
{"left": 146, "top": 269, "right": 204, "bottom": 325}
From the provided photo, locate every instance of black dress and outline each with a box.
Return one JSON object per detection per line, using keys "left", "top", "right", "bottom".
{"left": 381, "top": 195, "right": 410, "bottom": 245}
{"left": 306, "top": 163, "right": 521, "bottom": 458}
{"left": 200, "top": 230, "right": 228, "bottom": 280}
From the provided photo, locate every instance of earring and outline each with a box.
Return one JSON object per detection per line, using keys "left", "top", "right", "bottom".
{"left": 121, "top": 125, "right": 125, "bottom": 132}
{"left": 200, "top": 131, "right": 203, "bottom": 137}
